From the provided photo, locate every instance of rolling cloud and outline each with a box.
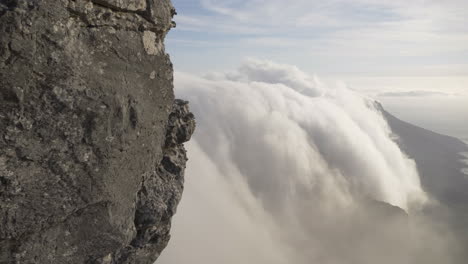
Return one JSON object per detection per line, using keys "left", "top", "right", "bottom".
{"left": 158, "top": 59, "right": 460, "bottom": 264}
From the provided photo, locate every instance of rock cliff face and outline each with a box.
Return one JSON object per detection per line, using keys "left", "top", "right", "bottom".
{"left": 0, "top": 0, "right": 194, "bottom": 263}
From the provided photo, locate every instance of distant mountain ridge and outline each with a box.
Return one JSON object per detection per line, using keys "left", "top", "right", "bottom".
{"left": 382, "top": 108, "right": 468, "bottom": 205}
{"left": 382, "top": 106, "right": 468, "bottom": 263}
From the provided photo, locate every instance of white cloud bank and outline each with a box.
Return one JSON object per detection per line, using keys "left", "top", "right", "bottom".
{"left": 183, "top": 58, "right": 426, "bottom": 210}
{"left": 158, "top": 59, "right": 461, "bottom": 264}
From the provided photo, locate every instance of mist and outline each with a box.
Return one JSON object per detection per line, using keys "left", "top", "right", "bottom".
{"left": 158, "top": 59, "right": 462, "bottom": 264}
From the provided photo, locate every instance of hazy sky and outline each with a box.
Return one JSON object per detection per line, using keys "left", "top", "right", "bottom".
{"left": 168, "top": 0, "right": 468, "bottom": 76}
{"left": 167, "top": 0, "right": 468, "bottom": 139}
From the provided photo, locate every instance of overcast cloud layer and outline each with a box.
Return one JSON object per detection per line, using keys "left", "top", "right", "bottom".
{"left": 158, "top": 60, "right": 463, "bottom": 264}
{"left": 169, "top": 0, "right": 468, "bottom": 76}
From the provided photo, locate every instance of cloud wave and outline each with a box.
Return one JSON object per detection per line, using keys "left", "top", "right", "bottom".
{"left": 157, "top": 59, "right": 460, "bottom": 264}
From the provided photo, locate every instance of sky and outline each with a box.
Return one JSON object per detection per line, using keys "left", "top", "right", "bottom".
{"left": 167, "top": 0, "right": 468, "bottom": 140}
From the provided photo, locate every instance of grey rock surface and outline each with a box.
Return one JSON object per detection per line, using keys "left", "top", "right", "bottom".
{"left": 0, "top": 0, "right": 194, "bottom": 263}
{"left": 107, "top": 100, "right": 195, "bottom": 264}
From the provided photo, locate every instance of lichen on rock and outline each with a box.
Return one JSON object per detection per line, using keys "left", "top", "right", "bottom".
{"left": 0, "top": 0, "right": 194, "bottom": 263}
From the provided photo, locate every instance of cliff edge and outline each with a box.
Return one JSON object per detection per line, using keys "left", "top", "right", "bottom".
{"left": 0, "top": 0, "right": 195, "bottom": 263}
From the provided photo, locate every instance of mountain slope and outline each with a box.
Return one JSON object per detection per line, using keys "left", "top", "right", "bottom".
{"left": 383, "top": 109, "right": 468, "bottom": 205}
{"left": 383, "top": 108, "right": 468, "bottom": 263}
